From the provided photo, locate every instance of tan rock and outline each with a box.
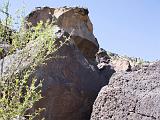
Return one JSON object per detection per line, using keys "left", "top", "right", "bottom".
{"left": 111, "top": 59, "right": 131, "bottom": 72}
{"left": 96, "top": 48, "right": 132, "bottom": 72}
{"left": 25, "top": 7, "right": 99, "bottom": 58}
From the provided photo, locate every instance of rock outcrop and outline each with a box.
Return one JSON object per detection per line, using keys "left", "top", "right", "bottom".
{"left": 0, "top": 11, "right": 107, "bottom": 119}
{"left": 91, "top": 61, "right": 160, "bottom": 120}
{"left": 32, "top": 40, "right": 107, "bottom": 120}
{"left": 25, "top": 7, "right": 99, "bottom": 59}
{"left": 2, "top": 6, "right": 157, "bottom": 120}
{"left": 96, "top": 48, "right": 149, "bottom": 72}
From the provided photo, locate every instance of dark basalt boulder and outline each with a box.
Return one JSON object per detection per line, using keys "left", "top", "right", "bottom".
{"left": 0, "top": 28, "right": 108, "bottom": 120}
{"left": 32, "top": 40, "right": 107, "bottom": 120}
{"left": 91, "top": 61, "right": 160, "bottom": 120}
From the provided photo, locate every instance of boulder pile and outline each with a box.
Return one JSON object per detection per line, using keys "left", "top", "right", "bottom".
{"left": 0, "top": 7, "right": 108, "bottom": 120}
{"left": 1, "top": 6, "right": 158, "bottom": 120}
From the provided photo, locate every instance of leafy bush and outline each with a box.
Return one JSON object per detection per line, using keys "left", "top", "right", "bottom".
{"left": 0, "top": 0, "right": 58, "bottom": 119}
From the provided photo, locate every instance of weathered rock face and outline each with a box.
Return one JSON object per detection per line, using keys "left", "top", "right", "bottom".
{"left": 0, "top": 27, "right": 107, "bottom": 120}
{"left": 111, "top": 59, "right": 131, "bottom": 72}
{"left": 33, "top": 40, "right": 107, "bottom": 120}
{"left": 91, "top": 61, "right": 160, "bottom": 120}
{"left": 25, "top": 7, "right": 99, "bottom": 59}
{"left": 96, "top": 48, "right": 150, "bottom": 72}
{"left": 96, "top": 48, "right": 131, "bottom": 76}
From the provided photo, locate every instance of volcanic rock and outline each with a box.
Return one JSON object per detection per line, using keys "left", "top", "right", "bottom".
{"left": 0, "top": 27, "right": 107, "bottom": 120}
{"left": 91, "top": 61, "right": 160, "bottom": 120}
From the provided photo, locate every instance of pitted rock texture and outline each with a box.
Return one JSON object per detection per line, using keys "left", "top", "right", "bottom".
{"left": 91, "top": 61, "right": 160, "bottom": 120}
{"left": 25, "top": 7, "right": 99, "bottom": 59}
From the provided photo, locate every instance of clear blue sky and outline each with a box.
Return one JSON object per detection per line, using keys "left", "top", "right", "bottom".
{"left": 0, "top": 0, "right": 160, "bottom": 61}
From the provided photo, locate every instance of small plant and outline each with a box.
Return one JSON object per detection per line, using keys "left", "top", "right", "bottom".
{"left": 0, "top": 0, "right": 58, "bottom": 119}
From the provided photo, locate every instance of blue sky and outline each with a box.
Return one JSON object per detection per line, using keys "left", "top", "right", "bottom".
{"left": 0, "top": 0, "right": 160, "bottom": 61}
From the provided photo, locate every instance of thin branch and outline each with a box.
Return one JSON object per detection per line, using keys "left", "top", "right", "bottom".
{"left": 0, "top": 9, "right": 9, "bottom": 16}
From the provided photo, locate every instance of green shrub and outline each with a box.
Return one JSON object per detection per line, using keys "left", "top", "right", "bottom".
{"left": 0, "top": 0, "right": 58, "bottom": 119}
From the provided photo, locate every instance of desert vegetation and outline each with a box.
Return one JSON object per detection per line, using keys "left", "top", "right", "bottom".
{"left": 0, "top": 0, "right": 58, "bottom": 119}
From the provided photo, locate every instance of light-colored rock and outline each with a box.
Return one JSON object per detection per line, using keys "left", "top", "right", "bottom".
{"left": 96, "top": 48, "right": 151, "bottom": 72}
{"left": 25, "top": 7, "right": 99, "bottom": 58}
{"left": 12, "top": 116, "right": 25, "bottom": 120}
{"left": 111, "top": 59, "right": 131, "bottom": 72}
{"left": 96, "top": 48, "right": 131, "bottom": 72}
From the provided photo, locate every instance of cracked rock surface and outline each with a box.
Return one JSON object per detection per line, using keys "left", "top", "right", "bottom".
{"left": 91, "top": 61, "right": 160, "bottom": 120}
{"left": 25, "top": 7, "right": 99, "bottom": 59}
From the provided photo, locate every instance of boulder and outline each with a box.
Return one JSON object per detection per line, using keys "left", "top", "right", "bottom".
{"left": 96, "top": 48, "right": 132, "bottom": 72}
{"left": 96, "top": 48, "right": 110, "bottom": 64}
{"left": 97, "top": 63, "right": 115, "bottom": 82}
{"left": 0, "top": 29, "right": 107, "bottom": 120}
{"left": 91, "top": 61, "right": 160, "bottom": 120}
{"left": 33, "top": 40, "right": 107, "bottom": 120}
{"left": 111, "top": 59, "right": 131, "bottom": 72}
{"left": 25, "top": 7, "right": 99, "bottom": 59}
